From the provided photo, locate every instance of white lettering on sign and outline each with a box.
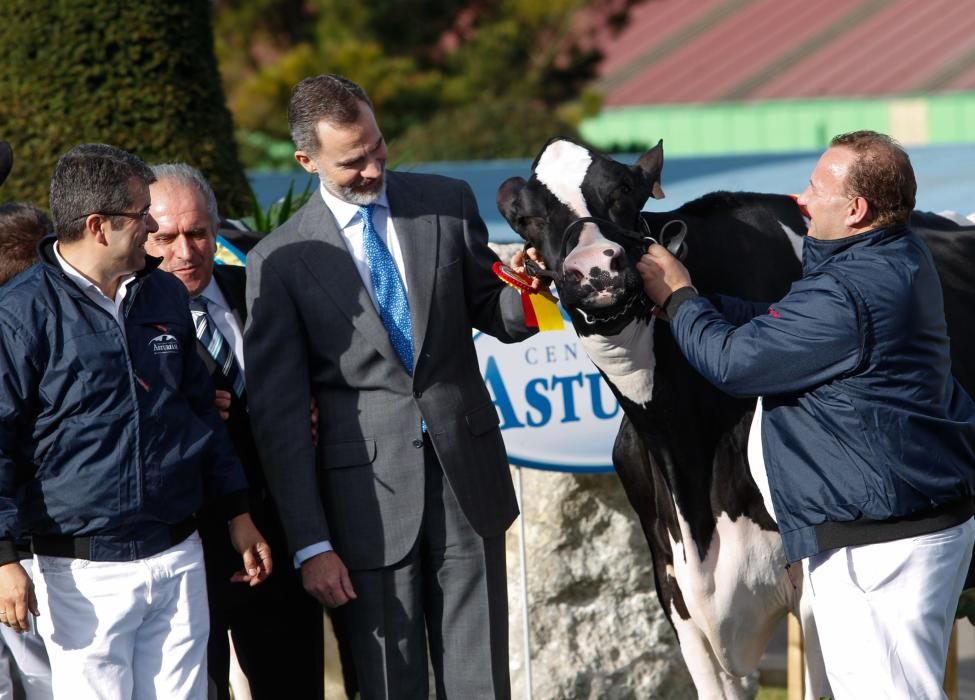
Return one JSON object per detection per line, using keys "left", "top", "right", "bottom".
{"left": 475, "top": 321, "right": 621, "bottom": 472}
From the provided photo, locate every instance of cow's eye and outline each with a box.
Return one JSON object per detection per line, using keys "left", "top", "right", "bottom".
{"left": 518, "top": 215, "right": 546, "bottom": 230}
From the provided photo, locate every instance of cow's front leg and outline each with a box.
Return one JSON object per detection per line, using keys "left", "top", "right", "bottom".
{"left": 669, "top": 608, "right": 751, "bottom": 699}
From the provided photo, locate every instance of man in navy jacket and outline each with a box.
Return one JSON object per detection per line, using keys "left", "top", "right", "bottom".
{"left": 639, "top": 130, "right": 975, "bottom": 698}
{"left": 0, "top": 144, "right": 271, "bottom": 699}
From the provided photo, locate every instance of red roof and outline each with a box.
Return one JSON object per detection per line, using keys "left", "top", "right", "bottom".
{"left": 597, "top": 0, "right": 975, "bottom": 105}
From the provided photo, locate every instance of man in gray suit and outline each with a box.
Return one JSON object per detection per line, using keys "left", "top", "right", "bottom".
{"left": 244, "top": 74, "right": 536, "bottom": 699}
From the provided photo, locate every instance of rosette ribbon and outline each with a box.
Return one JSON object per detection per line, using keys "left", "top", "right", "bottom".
{"left": 492, "top": 261, "right": 564, "bottom": 331}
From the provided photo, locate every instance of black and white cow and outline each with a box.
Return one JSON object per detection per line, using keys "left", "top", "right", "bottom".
{"left": 497, "top": 138, "right": 975, "bottom": 698}
{"left": 906, "top": 211, "right": 975, "bottom": 399}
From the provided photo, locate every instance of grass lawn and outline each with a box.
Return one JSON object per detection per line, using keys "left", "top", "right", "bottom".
{"left": 757, "top": 687, "right": 787, "bottom": 700}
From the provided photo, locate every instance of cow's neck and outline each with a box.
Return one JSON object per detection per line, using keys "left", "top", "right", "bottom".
{"left": 576, "top": 317, "right": 657, "bottom": 406}
{"left": 575, "top": 318, "right": 709, "bottom": 548}
{"left": 580, "top": 318, "right": 763, "bottom": 561}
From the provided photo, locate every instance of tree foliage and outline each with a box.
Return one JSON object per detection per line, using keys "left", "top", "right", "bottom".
{"left": 215, "top": 0, "right": 645, "bottom": 164}
{"left": 0, "top": 0, "right": 252, "bottom": 215}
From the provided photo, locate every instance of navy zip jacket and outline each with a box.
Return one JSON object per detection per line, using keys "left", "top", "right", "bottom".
{"left": 0, "top": 237, "right": 248, "bottom": 563}
{"left": 666, "top": 224, "right": 975, "bottom": 562}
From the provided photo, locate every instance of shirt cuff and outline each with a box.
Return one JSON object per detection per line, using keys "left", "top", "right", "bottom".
{"left": 293, "top": 540, "right": 333, "bottom": 569}
{"left": 0, "top": 538, "right": 20, "bottom": 567}
{"left": 664, "top": 286, "right": 700, "bottom": 319}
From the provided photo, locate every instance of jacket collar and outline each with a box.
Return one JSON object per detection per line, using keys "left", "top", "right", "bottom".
{"left": 802, "top": 224, "right": 909, "bottom": 273}
{"left": 38, "top": 235, "right": 162, "bottom": 278}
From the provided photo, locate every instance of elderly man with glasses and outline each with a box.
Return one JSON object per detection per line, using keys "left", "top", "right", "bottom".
{"left": 0, "top": 143, "right": 272, "bottom": 699}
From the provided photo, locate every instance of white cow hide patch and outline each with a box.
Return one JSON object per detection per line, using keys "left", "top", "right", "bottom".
{"left": 778, "top": 220, "right": 804, "bottom": 262}
{"left": 747, "top": 397, "right": 777, "bottom": 523}
{"left": 534, "top": 140, "right": 592, "bottom": 218}
{"left": 578, "top": 317, "right": 656, "bottom": 406}
{"left": 667, "top": 505, "right": 791, "bottom": 678}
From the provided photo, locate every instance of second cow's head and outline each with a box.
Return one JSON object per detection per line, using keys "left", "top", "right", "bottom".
{"left": 497, "top": 138, "right": 666, "bottom": 335}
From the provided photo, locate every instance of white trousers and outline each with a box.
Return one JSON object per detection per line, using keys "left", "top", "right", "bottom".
{"left": 33, "top": 533, "right": 209, "bottom": 700}
{"left": 0, "top": 559, "right": 52, "bottom": 700}
{"left": 804, "top": 517, "right": 975, "bottom": 700}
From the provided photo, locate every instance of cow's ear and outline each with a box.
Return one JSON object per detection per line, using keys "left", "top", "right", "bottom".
{"left": 497, "top": 177, "right": 547, "bottom": 243}
{"left": 497, "top": 177, "right": 527, "bottom": 227}
{"left": 633, "top": 140, "right": 664, "bottom": 200}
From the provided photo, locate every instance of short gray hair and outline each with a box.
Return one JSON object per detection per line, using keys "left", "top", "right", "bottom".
{"left": 150, "top": 162, "right": 220, "bottom": 229}
{"left": 50, "top": 144, "right": 156, "bottom": 243}
{"left": 288, "top": 74, "right": 373, "bottom": 155}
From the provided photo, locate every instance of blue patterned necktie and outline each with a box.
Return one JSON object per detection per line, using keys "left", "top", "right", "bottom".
{"left": 360, "top": 204, "right": 414, "bottom": 374}
{"left": 189, "top": 296, "right": 246, "bottom": 400}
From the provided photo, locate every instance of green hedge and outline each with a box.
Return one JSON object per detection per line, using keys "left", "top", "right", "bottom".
{"left": 0, "top": 0, "right": 251, "bottom": 215}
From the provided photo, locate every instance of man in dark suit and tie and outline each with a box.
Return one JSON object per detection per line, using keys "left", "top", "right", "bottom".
{"left": 244, "top": 74, "right": 537, "bottom": 698}
{"left": 145, "top": 164, "right": 324, "bottom": 700}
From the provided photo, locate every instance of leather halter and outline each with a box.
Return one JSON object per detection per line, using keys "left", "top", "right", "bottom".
{"left": 523, "top": 215, "right": 689, "bottom": 284}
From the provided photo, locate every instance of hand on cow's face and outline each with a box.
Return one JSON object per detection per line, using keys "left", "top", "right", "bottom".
{"left": 510, "top": 247, "right": 551, "bottom": 292}
{"left": 636, "top": 243, "right": 693, "bottom": 308}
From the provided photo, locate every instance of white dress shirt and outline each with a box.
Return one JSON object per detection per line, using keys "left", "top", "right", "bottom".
{"left": 193, "top": 275, "right": 245, "bottom": 369}
{"left": 54, "top": 242, "right": 136, "bottom": 341}
{"left": 319, "top": 183, "right": 409, "bottom": 307}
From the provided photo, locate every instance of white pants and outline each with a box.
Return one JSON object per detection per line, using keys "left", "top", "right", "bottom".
{"left": 804, "top": 517, "right": 975, "bottom": 700}
{"left": 0, "top": 559, "right": 52, "bottom": 700}
{"left": 33, "top": 533, "right": 209, "bottom": 700}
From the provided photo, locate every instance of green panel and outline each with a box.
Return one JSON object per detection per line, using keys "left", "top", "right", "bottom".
{"left": 928, "top": 94, "right": 975, "bottom": 143}
{"left": 581, "top": 94, "right": 975, "bottom": 156}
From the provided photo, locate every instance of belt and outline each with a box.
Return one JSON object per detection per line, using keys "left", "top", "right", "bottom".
{"left": 31, "top": 517, "right": 197, "bottom": 561}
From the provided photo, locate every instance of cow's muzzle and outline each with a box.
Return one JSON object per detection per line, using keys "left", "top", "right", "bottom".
{"left": 522, "top": 216, "right": 688, "bottom": 284}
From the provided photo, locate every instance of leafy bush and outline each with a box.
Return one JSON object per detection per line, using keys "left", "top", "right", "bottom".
{"left": 0, "top": 0, "right": 251, "bottom": 216}
{"left": 236, "top": 130, "right": 301, "bottom": 172}
{"left": 215, "top": 0, "right": 628, "bottom": 165}
{"left": 243, "top": 178, "right": 314, "bottom": 233}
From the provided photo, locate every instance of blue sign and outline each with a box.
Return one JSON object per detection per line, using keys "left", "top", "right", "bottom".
{"left": 474, "top": 320, "right": 619, "bottom": 473}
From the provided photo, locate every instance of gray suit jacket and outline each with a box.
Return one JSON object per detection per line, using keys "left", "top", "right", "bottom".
{"left": 244, "top": 171, "right": 533, "bottom": 570}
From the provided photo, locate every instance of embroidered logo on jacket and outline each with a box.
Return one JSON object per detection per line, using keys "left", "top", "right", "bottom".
{"left": 149, "top": 334, "right": 180, "bottom": 355}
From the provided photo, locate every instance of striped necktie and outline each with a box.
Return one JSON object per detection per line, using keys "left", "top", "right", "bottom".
{"left": 189, "top": 296, "right": 246, "bottom": 400}
{"left": 360, "top": 204, "right": 414, "bottom": 374}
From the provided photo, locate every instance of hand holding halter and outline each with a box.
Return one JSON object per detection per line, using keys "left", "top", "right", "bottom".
{"left": 642, "top": 218, "right": 689, "bottom": 261}
{"left": 493, "top": 261, "right": 564, "bottom": 331}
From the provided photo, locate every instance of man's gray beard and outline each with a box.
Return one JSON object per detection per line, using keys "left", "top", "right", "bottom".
{"left": 322, "top": 172, "right": 385, "bottom": 206}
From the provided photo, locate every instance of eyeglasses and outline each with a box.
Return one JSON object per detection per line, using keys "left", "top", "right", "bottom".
{"left": 73, "top": 206, "right": 152, "bottom": 223}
